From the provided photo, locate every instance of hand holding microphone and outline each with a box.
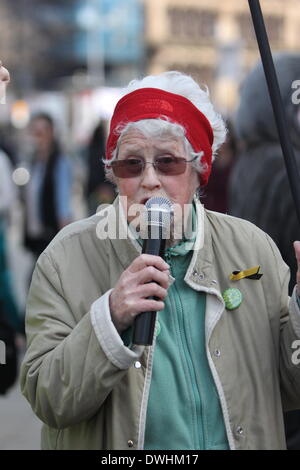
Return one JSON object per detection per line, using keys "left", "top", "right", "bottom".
{"left": 109, "top": 197, "right": 173, "bottom": 344}
{"left": 109, "top": 254, "right": 170, "bottom": 334}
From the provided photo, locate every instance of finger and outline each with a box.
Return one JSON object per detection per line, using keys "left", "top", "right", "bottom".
{"left": 133, "top": 265, "right": 170, "bottom": 288}
{"left": 129, "top": 254, "right": 169, "bottom": 274}
{"left": 293, "top": 242, "right": 300, "bottom": 293}
{"left": 134, "top": 299, "right": 165, "bottom": 314}
{"left": 0, "top": 65, "right": 10, "bottom": 83}
{"left": 136, "top": 282, "right": 168, "bottom": 300}
{"left": 294, "top": 241, "right": 300, "bottom": 264}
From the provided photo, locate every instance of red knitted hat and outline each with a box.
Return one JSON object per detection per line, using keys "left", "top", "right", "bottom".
{"left": 106, "top": 88, "right": 214, "bottom": 186}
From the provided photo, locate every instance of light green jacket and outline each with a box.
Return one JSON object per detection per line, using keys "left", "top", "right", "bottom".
{"left": 20, "top": 197, "right": 300, "bottom": 450}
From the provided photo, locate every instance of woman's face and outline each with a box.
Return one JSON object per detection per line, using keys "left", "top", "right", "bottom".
{"left": 115, "top": 128, "right": 199, "bottom": 234}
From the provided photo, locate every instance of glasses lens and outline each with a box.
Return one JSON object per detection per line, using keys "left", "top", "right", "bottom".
{"left": 111, "top": 159, "right": 144, "bottom": 178}
{"left": 155, "top": 156, "right": 187, "bottom": 175}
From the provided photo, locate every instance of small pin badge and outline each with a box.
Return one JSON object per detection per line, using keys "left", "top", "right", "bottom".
{"left": 230, "top": 266, "right": 263, "bottom": 281}
{"left": 222, "top": 288, "right": 243, "bottom": 310}
{"left": 155, "top": 320, "right": 161, "bottom": 337}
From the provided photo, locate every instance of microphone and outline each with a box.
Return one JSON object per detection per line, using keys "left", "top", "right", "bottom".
{"left": 133, "top": 196, "right": 173, "bottom": 346}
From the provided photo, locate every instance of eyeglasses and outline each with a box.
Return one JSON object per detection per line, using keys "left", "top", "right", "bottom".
{"left": 110, "top": 155, "right": 198, "bottom": 178}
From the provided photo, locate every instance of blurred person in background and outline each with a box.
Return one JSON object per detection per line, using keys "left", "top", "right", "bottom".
{"left": 0, "top": 60, "right": 17, "bottom": 167}
{"left": 0, "top": 61, "right": 19, "bottom": 331}
{"left": 23, "top": 113, "right": 73, "bottom": 260}
{"left": 0, "top": 147, "right": 19, "bottom": 394}
{"left": 0, "top": 147, "right": 21, "bottom": 332}
{"left": 0, "top": 127, "right": 16, "bottom": 167}
{"left": 0, "top": 61, "right": 19, "bottom": 394}
{"left": 228, "top": 53, "right": 300, "bottom": 450}
{"left": 202, "top": 120, "right": 237, "bottom": 213}
{"left": 85, "top": 121, "right": 116, "bottom": 215}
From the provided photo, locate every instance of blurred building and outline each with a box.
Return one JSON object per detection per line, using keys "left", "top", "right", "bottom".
{"left": 0, "top": 0, "right": 78, "bottom": 92}
{"left": 0, "top": 0, "right": 144, "bottom": 92}
{"left": 75, "top": 0, "right": 145, "bottom": 87}
{"left": 144, "top": 0, "right": 300, "bottom": 112}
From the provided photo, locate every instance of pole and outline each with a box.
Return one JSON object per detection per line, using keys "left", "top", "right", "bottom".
{"left": 248, "top": 0, "right": 300, "bottom": 225}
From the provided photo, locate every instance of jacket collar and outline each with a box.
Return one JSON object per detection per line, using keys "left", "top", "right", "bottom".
{"left": 108, "top": 197, "right": 141, "bottom": 269}
{"left": 184, "top": 200, "right": 221, "bottom": 291}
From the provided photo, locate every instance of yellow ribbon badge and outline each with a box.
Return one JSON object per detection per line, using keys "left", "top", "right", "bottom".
{"left": 230, "top": 266, "right": 262, "bottom": 281}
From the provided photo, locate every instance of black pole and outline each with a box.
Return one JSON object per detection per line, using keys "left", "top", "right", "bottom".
{"left": 248, "top": 0, "right": 300, "bottom": 225}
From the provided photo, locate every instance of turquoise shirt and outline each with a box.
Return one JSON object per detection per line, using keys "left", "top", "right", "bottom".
{"left": 143, "top": 205, "right": 229, "bottom": 450}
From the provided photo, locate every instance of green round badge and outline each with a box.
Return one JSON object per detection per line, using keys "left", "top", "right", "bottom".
{"left": 222, "top": 288, "right": 243, "bottom": 310}
{"left": 155, "top": 320, "right": 161, "bottom": 337}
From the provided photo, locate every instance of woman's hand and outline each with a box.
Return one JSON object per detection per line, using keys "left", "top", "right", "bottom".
{"left": 109, "top": 254, "right": 170, "bottom": 334}
{"left": 0, "top": 61, "right": 10, "bottom": 84}
{"left": 0, "top": 61, "right": 10, "bottom": 104}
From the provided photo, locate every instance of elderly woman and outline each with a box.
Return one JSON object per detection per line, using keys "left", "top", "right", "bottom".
{"left": 21, "top": 71, "right": 300, "bottom": 450}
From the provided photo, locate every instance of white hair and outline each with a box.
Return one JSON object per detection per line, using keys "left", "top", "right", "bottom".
{"left": 103, "top": 71, "right": 227, "bottom": 185}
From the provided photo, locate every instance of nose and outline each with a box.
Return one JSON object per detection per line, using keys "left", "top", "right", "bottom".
{"left": 140, "top": 163, "right": 162, "bottom": 190}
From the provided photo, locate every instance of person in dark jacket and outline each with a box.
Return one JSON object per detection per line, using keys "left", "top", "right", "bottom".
{"left": 0, "top": 64, "right": 19, "bottom": 392}
{"left": 228, "top": 52, "right": 300, "bottom": 450}
{"left": 24, "top": 113, "right": 73, "bottom": 259}
{"left": 203, "top": 119, "right": 237, "bottom": 213}
{"left": 85, "top": 121, "right": 116, "bottom": 215}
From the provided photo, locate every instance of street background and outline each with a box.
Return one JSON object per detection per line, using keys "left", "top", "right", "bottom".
{"left": 0, "top": 206, "right": 41, "bottom": 450}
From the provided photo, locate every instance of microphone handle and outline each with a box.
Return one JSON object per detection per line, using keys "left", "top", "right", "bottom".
{"left": 133, "top": 232, "right": 166, "bottom": 346}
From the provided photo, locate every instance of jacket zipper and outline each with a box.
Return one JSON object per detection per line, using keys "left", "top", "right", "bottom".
{"left": 166, "top": 251, "right": 206, "bottom": 449}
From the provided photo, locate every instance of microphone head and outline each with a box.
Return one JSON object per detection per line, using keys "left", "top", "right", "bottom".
{"left": 143, "top": 197, "right": 174, "bottom": 238}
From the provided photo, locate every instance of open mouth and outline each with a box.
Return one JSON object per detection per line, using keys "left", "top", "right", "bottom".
{"left": 141, "top": 198, "right": 150, "bottom": 205}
